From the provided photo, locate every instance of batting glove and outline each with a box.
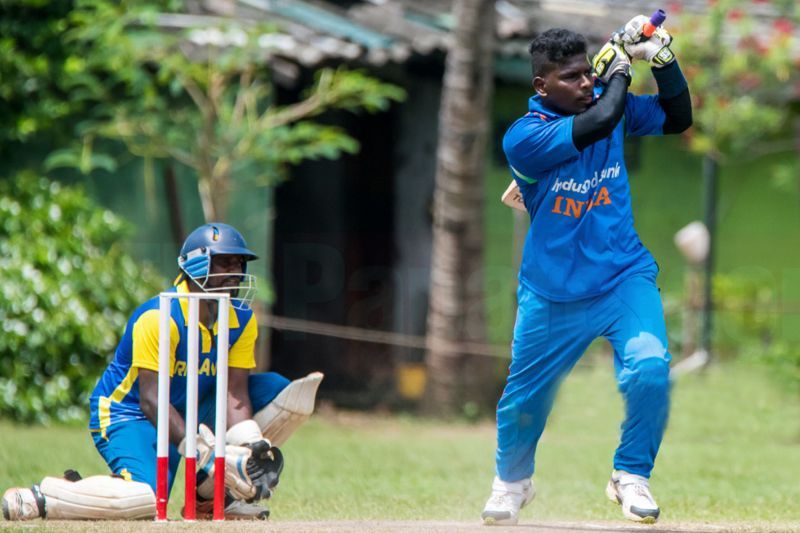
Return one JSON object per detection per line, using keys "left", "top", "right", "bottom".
{"left": 617, "top": 15, "right": 675, "bottom": 67}
{"left": 592, "top": 40, "right": 631, "bottom": 84}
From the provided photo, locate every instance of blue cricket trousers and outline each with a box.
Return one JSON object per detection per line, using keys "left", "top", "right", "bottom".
{"left": 495, "top": 265, "right": 671, "bottom": 481}
{"left": 92, "top": 372, "right": 289, "bottom": 495}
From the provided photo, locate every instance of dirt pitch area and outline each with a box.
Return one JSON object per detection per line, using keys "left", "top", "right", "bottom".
{"left": 2, "top": 520, "right": 798, "bottom": 532}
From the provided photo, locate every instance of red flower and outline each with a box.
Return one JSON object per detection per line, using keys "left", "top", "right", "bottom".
{"left": 727, "top": 9, "right": 744, "bottom": 22}
{"left": 773, "top": 18, "right": 794, "bottom": 35}
{"left": 739, "top": 73, "right": 762, "bottom": 91}
{"left": 666, "top": 1, "right": 684, "bottom": 14}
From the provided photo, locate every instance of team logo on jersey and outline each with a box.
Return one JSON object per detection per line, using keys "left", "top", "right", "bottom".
{"left": 173, "top": 358, "right": 217, "bottom": 377}
{"left": 549, "top": 161, "right": 620, "bottom": 219}
{"left": 551, "top": 187, "right": 612, "bottom": 218}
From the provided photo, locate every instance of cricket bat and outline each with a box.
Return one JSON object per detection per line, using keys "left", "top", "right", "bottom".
{"left": 501, "top": 180, "right": 526, "bottom": 212}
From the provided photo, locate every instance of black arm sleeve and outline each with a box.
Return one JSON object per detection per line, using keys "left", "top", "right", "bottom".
{"left": 653, "top": 61, "right": 693, "bottom": 134}
{"left": 572, "top": 73, "right": 630, "bottom": 151}
{"left": 660, "top": 88, "right": 692, "bottom": 134}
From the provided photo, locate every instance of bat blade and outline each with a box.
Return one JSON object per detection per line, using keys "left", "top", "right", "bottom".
{"left": 501, "top": 180, "right": 527, "bottom": 212}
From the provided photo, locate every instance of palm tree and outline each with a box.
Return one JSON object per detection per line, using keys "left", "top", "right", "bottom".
{"left": 425, "top": 0, "right": 496, "bottom": 415}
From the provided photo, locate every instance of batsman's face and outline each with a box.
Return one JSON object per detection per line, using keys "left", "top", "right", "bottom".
{"left": 534, "top": 53, "right": 595, "bottom": 116}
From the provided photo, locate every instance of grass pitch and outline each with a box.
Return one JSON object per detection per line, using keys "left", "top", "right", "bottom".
{"left": 1, "top": 361, "right": 798, "bottom": 528}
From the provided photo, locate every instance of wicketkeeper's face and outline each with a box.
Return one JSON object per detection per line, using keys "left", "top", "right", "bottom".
{"left": 534, "top": 53, "right": 595, "bottom": 116}
{"left": 206, "top": 254, "right": 246, "bottom": 290}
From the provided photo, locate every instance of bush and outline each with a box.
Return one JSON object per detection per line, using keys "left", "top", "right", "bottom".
{"left": 0, "top": 173, "right": 163, "bottom": 423}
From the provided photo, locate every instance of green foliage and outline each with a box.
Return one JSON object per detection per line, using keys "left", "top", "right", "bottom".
{"left": 0, "top": 0, "right": 181, "bottom": 157}
{"left": 671, "top": 0, "right": 798, "bottom": 160}
{"left": 51, "top": 1, "right": 405, "bottom": 220}
{"left": 713, "top": 271, "right": 800, "bottom": 386}
{"left": 0, "top": 0, "right": 79, "bottom": 146}
{"left": 0, "top": 173, "right": 163, "bottom": 423}
{"left": 1, "top": 0, "right": 403, "bottom": 219}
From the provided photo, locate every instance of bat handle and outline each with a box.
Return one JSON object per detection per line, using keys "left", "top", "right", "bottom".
{"left": 642, "top": 9, "right": 667, "bottom": 39}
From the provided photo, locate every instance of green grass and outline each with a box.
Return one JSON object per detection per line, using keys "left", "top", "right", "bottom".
{"left": 2, "top": 361, "right": 798, "bottom": 525}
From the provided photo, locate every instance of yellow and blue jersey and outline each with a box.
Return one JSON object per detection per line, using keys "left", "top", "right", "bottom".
{"left": 89, "top": 280, "right": 257, "bottom": 437}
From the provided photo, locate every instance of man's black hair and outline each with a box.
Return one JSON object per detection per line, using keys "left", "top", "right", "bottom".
{"left": 528, "top": 29, "right": 587, "bottom": 78}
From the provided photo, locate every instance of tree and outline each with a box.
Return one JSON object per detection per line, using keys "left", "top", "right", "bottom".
{"left": 0, "top": 173, "right": 164, "bottom": 423}
{"left": 425, "top": 0, "right": 496, "bottom": 415}
{"left": 631, "top": 0, "right": 798, "bottom": 364}
{"left": 49, "top": 1, "right": 405, "bottom": 222}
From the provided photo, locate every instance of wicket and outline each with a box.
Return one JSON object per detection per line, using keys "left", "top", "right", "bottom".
{"left": 156, "top": 292, "right": 231, "bottom": 521}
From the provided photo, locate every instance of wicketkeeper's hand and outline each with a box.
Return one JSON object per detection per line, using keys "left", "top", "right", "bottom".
{"left": 617, "top": 15, "right": 675, "bottom": 67}
{"left": 242, "top": 439, "right": 284, "bottom": 500}
{"left": 592, "top": 40, "right": 631, "bottom": 83}
{"left": 178, "top": 423, "right": 215, "bottom": 469}
{"left": 191, "top": 420, "right": 281, "bottom": 502}
{"left": 223, "top": 419, "right": 283, "bottom": 501}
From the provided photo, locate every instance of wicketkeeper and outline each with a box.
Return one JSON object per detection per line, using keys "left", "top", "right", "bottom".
{"left": 3, "top": 222, "right": 324, "bottom": 521}
{"left": 482, "top": 16, "right": 691, "bottom": 526}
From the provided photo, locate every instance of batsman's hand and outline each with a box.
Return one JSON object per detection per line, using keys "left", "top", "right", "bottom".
{"left": 592, "top": 40, "right": 631, "bottom": 84}
{"left": 618, "top": 15, "right": 675, "bottom": 67}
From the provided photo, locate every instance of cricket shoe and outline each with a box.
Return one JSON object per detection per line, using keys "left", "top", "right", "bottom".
{"left": 481, "top": 476, "right": 535, "bottom": 526}
{"left": 605, "top": 470, "right": 660, "bottom": 523}
{"left": 188, "top": 498, "right": 270, "bottom": 520}
{"left": 2, "top": 485, "right": 46, "bottom": 521}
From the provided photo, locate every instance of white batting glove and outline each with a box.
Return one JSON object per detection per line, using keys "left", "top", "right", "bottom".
{"left": 618, "top": 15, "right": 675, "bottom": 67}
{"left": 592, "top": 40, "right": 631, "bottom": 83}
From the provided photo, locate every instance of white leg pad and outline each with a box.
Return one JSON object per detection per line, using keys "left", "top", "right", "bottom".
{"left": 40, "top": 475, "right": 155, "bottom": 520}
{"left": 254, "top": 372, "right": 324, "bottom": 446}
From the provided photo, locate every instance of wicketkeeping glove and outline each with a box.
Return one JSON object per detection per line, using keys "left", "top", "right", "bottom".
{"left": 616, "top": 14, "right": 675, "bottom": 67}
{"left": 193, "top": 420, "right": 281, "bottom": 502}
{"left": 243, "top": 440, "right": 284, "bottom": 500}
{"left": 178, "top": 423, "right": 215, "bottom": 470}
{"left": 592, "top": 40, "right": 631, "bottom": 84}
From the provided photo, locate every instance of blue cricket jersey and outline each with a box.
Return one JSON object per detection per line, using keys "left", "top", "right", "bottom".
{"left": 504, "top": 83, "right": 666, "bottom": 301}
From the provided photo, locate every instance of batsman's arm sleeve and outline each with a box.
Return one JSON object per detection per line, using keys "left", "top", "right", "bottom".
{"left": 653, "top": 61, "right": 692, "bottom": 134}
{"left": 572, "top": 73, "right": 630, "bottom": 150}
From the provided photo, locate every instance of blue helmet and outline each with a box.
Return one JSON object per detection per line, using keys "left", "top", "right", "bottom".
{"left": 177, "top": 223, "right": 258, "bottom": 309}
{"left": 178, "top": 222, "right": 257, "bottom": 279}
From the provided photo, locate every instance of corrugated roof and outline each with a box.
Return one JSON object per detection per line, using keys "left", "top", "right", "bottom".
{"left": 177, "top": 0, "right": 797, "bottom": 82}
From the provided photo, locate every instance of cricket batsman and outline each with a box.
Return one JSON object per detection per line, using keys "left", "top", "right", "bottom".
{"left": 3, "top": 222, "right": 324, "bottom": 521}
{"left": 481, "top": 15, "right": 692, "bottom": 525}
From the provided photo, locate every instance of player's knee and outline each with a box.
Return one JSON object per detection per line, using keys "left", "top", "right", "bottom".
{"left": 249, "top": 372, "right": 292, "bottom": 411}
{"left": 623, "top": 357, "right": 670, "bottom": 396}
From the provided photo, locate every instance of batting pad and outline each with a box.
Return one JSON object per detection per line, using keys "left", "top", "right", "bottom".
{"left": 253, "top": 372, "right": 324, "bottom": 447}
{"left": 40, "top": 475, "right": 155, "bottom": 520}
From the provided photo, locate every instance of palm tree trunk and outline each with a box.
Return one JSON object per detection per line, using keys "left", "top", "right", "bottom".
{"left": 424, "top": 0, "right": 495, "bottom": 415}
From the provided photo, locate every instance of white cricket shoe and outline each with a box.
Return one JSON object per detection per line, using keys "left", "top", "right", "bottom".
{"left": 2, "top": 486, "right": 45, "bottom": 521}
{"left": 605, "top": 470, "right": 660, "bottom": 523}
{"left": 481, "top": 476, "right": 535, "bottom": 526}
